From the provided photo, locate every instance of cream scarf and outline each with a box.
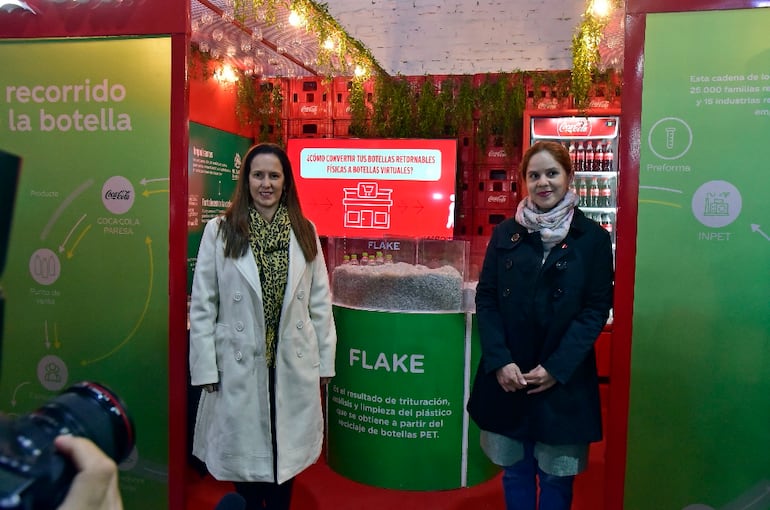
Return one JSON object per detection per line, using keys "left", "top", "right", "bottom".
{"left": 514, "top": 190, "right": 579, "bottom": 253}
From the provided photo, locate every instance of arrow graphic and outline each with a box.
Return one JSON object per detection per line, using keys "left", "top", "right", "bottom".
{"left": 66, "top": 223, "right": 92, "bottom": 259}
{"left": 59, "top": 213, "right": 87, "bottom": 253}
{"left": 40, "top": 179, "right": 93, "bottom": 241}
{"left": 751, "top": 224, "right": 770, "bottom": 241}
{"left": 11, "top": 382, "right": 30, "bottom": 407}
{"left": 140, "top": 177, "right": 169, "bottom": 186}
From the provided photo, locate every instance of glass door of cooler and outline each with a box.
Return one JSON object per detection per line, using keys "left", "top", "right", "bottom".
{"left": 528, "top": 116, "right": 620, "bottom": 250}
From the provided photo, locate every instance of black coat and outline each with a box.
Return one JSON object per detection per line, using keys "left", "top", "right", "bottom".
{"left": 467, "top": 209, "right": 614, "bottom": 445}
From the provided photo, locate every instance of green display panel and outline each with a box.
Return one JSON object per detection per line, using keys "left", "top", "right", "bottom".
{"left": 628, "top": 9, "right": 770, "bottom": 510}
{"left": 328, "top": 306, "right": 497, "bottom": 490}
{"left": 187, "top": 122, "right": 252, "bottom": 295}
{"left": 0, "top": 37, "right": 171, "bottom": 509}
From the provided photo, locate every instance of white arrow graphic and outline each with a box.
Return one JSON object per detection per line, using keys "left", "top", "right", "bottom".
{"left": 751, "top": 224, "right": 769, "bottom": 241}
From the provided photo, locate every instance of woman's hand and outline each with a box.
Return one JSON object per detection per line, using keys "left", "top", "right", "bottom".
{"left": 201, "top": 383, "right": 219, "bottom": 393}
{"left": 495, "top": 363, "right": 528, "bottom": 392}
{"left": 54, "top": 435, "right": 123, "bottom": 510}
{"left": 320, "top": 377, "right": 333, "bottom": 386}
{"left": 523, "top": 364, "right": 556, "bottom": 394}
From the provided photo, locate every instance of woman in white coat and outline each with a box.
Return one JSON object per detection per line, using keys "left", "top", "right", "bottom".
{"left": 189, "top": 143, "right": 337, "bottom": 510}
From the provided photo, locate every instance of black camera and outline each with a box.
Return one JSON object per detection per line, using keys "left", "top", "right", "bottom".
{"left": 0, "top": 381, "right": 135, "bottom": 509}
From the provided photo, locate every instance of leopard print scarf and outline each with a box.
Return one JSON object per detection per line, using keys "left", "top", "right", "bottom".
{"left": 248, "top": 205, "right": 290, "bottom": 368}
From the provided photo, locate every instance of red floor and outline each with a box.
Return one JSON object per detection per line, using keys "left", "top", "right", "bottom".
{"left": 185, "top": 440, "right": 604, "bottom": 510}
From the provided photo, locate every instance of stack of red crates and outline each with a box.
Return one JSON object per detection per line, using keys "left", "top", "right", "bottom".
{"left": 329, "top": 77, "right": 376, "bottom": 137}
{"left": 287, "top": 77, "right": 330, "bottom": 139}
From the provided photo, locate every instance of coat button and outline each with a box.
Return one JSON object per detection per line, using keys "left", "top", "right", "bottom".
{"left": 296, "top": 350, "right": 304, "bottom": 358}
{"left": 234, "top": 351, "right": 243, "bottom": 361}
{"left": 505, "top": 259, "right": 513, "bottom": 270}
{"left": 555, "top": 260, "right": 567, "bottom": 270}
{"left": 297, "top": 290, "right": 305, "bottom": 300}
{"left": 235, "top": 321, "right": 244, "bottom": 331}
{"left": 233, "top": 292, "right": 242, "bottom": 302}
{"left": 553, "top": 288, "right": 564, "bottom": 298}
{"left": 502, "top": 288, "right": 511, "bottom": 297}
{"left": 296, "top": 321, "right": 304, "bottom": 329}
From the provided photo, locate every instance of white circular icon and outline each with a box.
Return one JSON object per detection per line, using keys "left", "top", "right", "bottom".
{"left": 37, "top": 354, "right": 68, "bottom": 391}
{"left": 29, "top": 248, "right": 61, "bottom": 285}
{"left": 102, "top": 176, "right": 135, "bottom": 215}
{"left": 691, "top": 180, "right": 742, "bottom": 228}
{"left": 648, "top": 117, "right": 693, "bottom": 160}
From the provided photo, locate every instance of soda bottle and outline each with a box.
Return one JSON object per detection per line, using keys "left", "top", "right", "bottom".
{"left": 600, "top": 213, "right": 613, "bottom": 234}
{"left": 375, "top": 251, "right": 385, "bottom": 265}
{"left": 576, "top": 176, "right": 588, "bottom": 207}
{"left": 593, "top": 140, "right": 604, "bottom": 171}
{"left": 384, "top": 254, "right": 394, "bottom": 265}
{"left": 603, "top": 141, "right": 614, "bottom": 172}
{"left": 342, "top": 254, "right": 350, "bottom": 265}
{"left": 599, "top": 176, "right": 612, "bottom": 207}
{"left": 568, "top": 141, "right": 577, "bottom": 169}
{"left": 349, "top": 254, "right": 359, "bottom": 265}
{"left": 585, "top": 141, "right": 595, "bottom": 173}
{"left": 576, "top": 141, "right": 586, "bottom": 172}
{"left": 589, "top": 178, "right": 600, "bottom": 208}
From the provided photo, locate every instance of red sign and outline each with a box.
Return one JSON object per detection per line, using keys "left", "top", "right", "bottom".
{"left": 287, "top": 138, "right": 457, "bottom": 239}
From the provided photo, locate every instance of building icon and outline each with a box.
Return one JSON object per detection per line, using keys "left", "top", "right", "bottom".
{"left": 342, "top": 181, "right": 394, "bottom": 229}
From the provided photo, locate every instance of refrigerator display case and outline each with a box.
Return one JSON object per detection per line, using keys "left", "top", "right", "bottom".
{"left": 523, "top": 111, "right": 621, "bottom": 250}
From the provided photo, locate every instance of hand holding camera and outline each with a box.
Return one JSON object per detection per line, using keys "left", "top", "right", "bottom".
{"left": 0, "top": 382, "right": 134, "bottom": 509}
{"left": 53, "top": 435, "right": 122, "bottom": 510}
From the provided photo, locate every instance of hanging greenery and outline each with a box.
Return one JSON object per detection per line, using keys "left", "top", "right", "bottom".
{"left": 571, "top": 1, "right": 624, "bottom": 110}
{"left": 474, "top": 72, "right": 525, "bottom": 158}
{"left": 235, "top": 74, "right": 284, "bottom": 144}
{"left": 228, "top": 0, "right": 387, "bottom": 78}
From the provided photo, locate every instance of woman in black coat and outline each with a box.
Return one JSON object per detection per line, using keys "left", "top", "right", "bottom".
{"left": 467, "top": 141, "right": 614, "bottom": 510}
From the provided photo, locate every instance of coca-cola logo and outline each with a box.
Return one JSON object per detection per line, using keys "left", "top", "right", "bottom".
{"left": 104, "top": 189, "right": 132, "bottom": 200}
{"left": 557, "top": 118, "right": 591, "bottom": 137}
{"left": 589, "top": 99, "right": 611, "bottom": 109}
{"left": 301, "top": 105, "right": 320, "bottom": 114}
{"left": 487, "top": 149, "right": 507, "bottom": 158}
{"left": 101, "top": 176, "right": 135, "bottom": 214}
{"left": 487, "top": 195, "right": 507, "bottom": 204}
{"left": 536, "top": 99, "right": 558, "bottom": 110}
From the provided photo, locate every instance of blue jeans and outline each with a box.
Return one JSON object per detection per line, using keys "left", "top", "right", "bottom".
{"left": 502, "top": 441, "right": 575, "bottom": 510}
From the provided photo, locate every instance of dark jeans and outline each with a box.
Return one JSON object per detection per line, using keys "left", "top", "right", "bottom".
{"left": 502, "top": 441, "right": 575, "bottom": 510}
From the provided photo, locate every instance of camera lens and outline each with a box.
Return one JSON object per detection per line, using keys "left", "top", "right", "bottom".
{"left": 34, "top": 381, "right": 135, "bottom": 464}
{"left": 0, "top": 382, "right": 134, "bottom": 509}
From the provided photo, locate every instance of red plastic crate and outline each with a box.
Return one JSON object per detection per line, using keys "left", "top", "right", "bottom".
{"left": 289, "top": 77, "right": 330, "bottom": 119}
{"left": 453, "top": 207, "right": 473, "bottom": 238}
{"left": 287, "top": 119, "right": 330, "bottom": 139}
{"left": 474, "top": 178, "right": 518, "bottom": 210}
{"left": 331, "top": 118, "right": 353, "bottom": 138}
{"left": 473, "top": 208, "right": 509, "bottom": 238}
{"left": 475, "top": 137, "right": 519, "bottom": 166}
{"left": 331, "top": 77, "right": 375, "bottom": 119}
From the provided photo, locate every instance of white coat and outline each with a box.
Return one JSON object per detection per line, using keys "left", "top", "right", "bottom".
{"left": 189, "top": 216, "right": 336, "bottom": 483}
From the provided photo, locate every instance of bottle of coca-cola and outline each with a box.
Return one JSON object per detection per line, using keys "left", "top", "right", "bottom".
{"left": 593, "top": 140, "right": 604, "bottom": 172}
{"left": 568, "top": 141, "right": 576, "bottom": 170}
{"left": 603, "top": 141, "right": 615, "bottom": 172}
{"left": 585, "top": 141, "right": 595, "bottom": 173}
{"left": 576, "top": 176, "right": 587, "bottom": 207}
{"left": 576, "top": 141, "right": 586, "bottom": 172}
{"left": 589, "top": 178, "right": 600, "bottom": 208}
{"left": 599, "top": 176, "right": 612, "bottom": 207}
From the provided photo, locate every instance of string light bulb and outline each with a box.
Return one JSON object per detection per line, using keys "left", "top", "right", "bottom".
{"left": 589, "top": 0, "right": 612, "bottom": 19}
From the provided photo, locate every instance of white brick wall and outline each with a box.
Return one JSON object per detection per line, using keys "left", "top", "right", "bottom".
{"left": 324, "top": 0, "right": 588, "bottom": 75}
